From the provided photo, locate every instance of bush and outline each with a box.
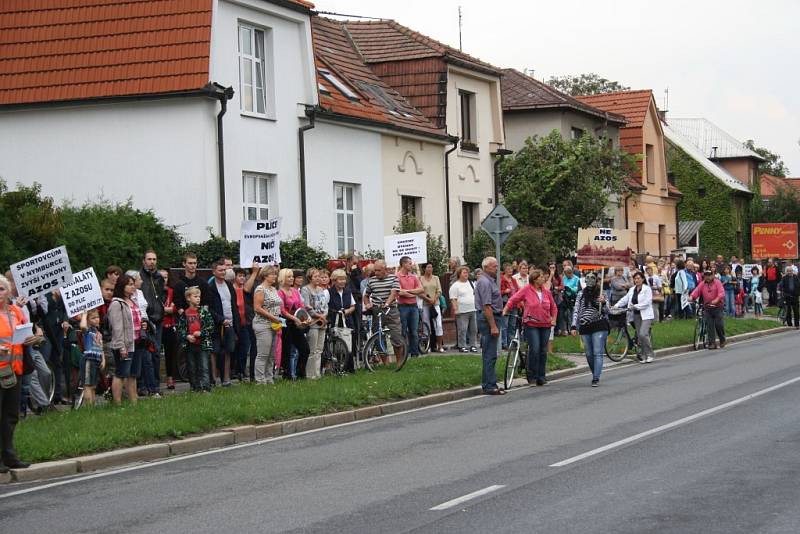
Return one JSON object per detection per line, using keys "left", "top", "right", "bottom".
{"left": 502, "top": 226, "right": 553, "bottom": 268}
{"left": 393, "top": 214, "right": 448, "bottom": 274}
{"left": 279, "top": 236, "right": 329, "bottom": 272}
{"left": 0, "top": 180, "right": 63, "bottom": 271}
{"left": 183, "top": 235, "right": 240, "bottom": 267}
{"left": 464, "top": 229, "right": 495, "bottom": 270}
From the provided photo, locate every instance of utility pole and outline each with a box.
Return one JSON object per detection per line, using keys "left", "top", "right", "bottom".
{"left": 458, "top": 6, "right": 463, "bottom": 51}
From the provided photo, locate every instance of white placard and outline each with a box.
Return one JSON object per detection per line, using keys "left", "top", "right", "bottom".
{"left": 12, "top": 323, "right": 33, "bottom": 344}
{"left": 742, "top": 264, "right": 758, "bottom": 280}
{"left": 61, "top": 267, "right": 104, "bottom": 317}
{"left": 383, "top": 232, "right": 427, "bottom": 267}
{"left": 10, "top": 246, "right": 73, "bottom": 299}
{"left": 240, "top": 218, "right": 282, "bottom": 266}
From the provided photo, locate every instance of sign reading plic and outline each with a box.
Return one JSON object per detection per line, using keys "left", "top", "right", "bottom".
{"left": 10, "top": 246, "right": 74, "bottom": 299}
{"left": 61, "top": 268, "right": 104, "bottom": 317}
{"left": 240, "top": 218, "right": 282, "bottom": 266}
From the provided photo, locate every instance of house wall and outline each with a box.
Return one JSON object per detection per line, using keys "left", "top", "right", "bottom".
{"left": 0, "top": 98, "right": 219, "bottom": 242}
{"left": 304, "top": 121, "right": 383, "bottom": 256}
{"left": 210, "top": 0, "right": 317, "bottom": 239}
{"left": 502, "top": 110, "right": 562, "bottom": 151}
{"left": 447, "top": 66, "right": 505, "bottom": 258}
{"left": 718, "top": 158, "right": 757, "bottom": 189}
{"left": 381, "top": 135, "right": 447, "bottom": 239}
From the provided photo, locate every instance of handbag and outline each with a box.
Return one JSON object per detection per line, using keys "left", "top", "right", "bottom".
{"left": 332, "top": 312, "right": 353, "bottom": 352}
{"left": 439, "top": 294, "right": 447, "bottom": 313}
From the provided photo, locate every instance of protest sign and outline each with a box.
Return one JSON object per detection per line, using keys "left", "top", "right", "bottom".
{"left": 576, "top": 228, "right": 632, "bottom": 268}
{"left": 240, "top": 218, "right": 282, "bottom": 266}
{"left": 742, "top": 264, "right": 758, "bottom": 280}
{"left": 384, "top": 232, "right": 427, "bottom": 267}
{"left": 10, "top": 246, "right": 73, "bottom": 299}
{"left": 61, "top": 268, "right": 104, "bottom": 317}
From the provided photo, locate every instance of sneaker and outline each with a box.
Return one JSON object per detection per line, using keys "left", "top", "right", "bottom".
{"left": 469, "top": 346, "right": 478, "bottom": 352}
{"left": 591, "top": 379, "right": 599, "bottom": 387}
{"left": 152, "top": 392, "right": 162, "bottom": 399}
{"left": 645, "top": 356, "right": 654, "bottom": 363}
{"left": 460, "top": 347, "right": 469, "bottom": 353}
{"left": 719, "top": 340, "right": 726, "bottom": 348}
{"left": 222, "top": 381, "right": 232, "bottom": 387}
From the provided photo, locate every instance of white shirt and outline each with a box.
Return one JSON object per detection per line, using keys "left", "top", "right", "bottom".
{"left": 449, "top": 280, "right": 476, "bottom": 314}
{"left": 216, "top": 280, "right": 233, "bottom": 322}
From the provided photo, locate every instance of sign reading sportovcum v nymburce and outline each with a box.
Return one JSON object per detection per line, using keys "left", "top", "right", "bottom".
{"left": 240, "top": 218, "right": 282, "bottom": 266}
{"left": 10, "top": 245, "right": 74, "bottom": 299}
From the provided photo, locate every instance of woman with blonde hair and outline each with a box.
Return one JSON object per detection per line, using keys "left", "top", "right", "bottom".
{"left": 278, "top": 268, "right": 311, "bottom": 379}
{"left": 301, "top": 268, "right": 329, "bottom": 379}
{"left": 252, "top": 266, "right": 282, "bottom": 384}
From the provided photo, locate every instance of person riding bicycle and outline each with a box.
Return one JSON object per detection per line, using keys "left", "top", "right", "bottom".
{"left": 611, "top": 271, "right": 655, "bottom": 363}
{"left": 688, "top": 270, "right": 726, "bottom": 349}
{"left": 362, "top": 260, "right": 406, "bottom": 367}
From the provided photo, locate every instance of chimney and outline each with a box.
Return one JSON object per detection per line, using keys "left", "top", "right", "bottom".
{"left": 711, "top": 146, "right": 718, "bottom": 158}
{"left": 657, "top": 109, "right": 667, "bottom": 122}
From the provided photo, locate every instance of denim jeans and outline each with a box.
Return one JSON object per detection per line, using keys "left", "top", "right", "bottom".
{"left": 138, "top": 346, "right": 158, "bottom": 394}
{"left": 477, "top": 314, "right": 500, "bottom": 391}
{"left": 398, "top": 304, "right": 420, "bottom": 355}
{"left": 185, "top": 344, "right": 210, "bottom": 391}
{"left": 235, "top": 324, "right": 254, "bottom": 379}
{"left": 581, "top": 330, "right": 608, "bottom": 382}
{"left": 496, "top": 315, "right": 507, "bottom": 348}
{"left": 524, "top": 326, "right": 550, "bottom": 382}
{"left": 503, "top": 313, "right": 518, "bottom": 347}
{"left": 724, "top": 289, "right": 735, "bottom": 317}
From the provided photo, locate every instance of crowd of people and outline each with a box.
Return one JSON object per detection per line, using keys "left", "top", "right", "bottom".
{"left": 0, "top": 246, "right": 797, "bottom": 471}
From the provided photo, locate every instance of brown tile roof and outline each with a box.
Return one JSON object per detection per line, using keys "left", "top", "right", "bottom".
{"left": 575, "top": 90, "right": 653, "bottom": 129}
{"left": 760, "top": 173, "right": 800, "bottom": 198}
{"left": 340, "top": 19, "right": 501, "bottom": 76}
{"left": 311, "top": 17, "right": 446, "bottom": 139}
{"left": 501, "top": 69, "right": 626, "bottom": 125}
{"left": 0, "top": 0, "right": 214, "bottom": 106}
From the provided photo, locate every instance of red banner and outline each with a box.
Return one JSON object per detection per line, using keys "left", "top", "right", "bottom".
{"left": 751, "top": 223, "right": 798, "bottom": 259}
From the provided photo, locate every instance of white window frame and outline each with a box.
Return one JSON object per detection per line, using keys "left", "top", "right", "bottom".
{"left": 238, "top": 23, "right": 272, "bottom": 117}
{"left": 334, "top": 183, "right": 357, "bottom": 256}
{"left": 242, "top": 172, "right": 273, "bottom": 221}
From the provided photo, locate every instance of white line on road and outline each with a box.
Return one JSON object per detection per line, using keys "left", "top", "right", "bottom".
{"left": 430, "top": 485, "right": 505, "bottom": 511}
{"left": 550, "top": 375, "right": 800, "bottom": 467}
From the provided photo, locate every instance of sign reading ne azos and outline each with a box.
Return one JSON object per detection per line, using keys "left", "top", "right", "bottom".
{"left": 576, "top": 227, "right": 632, "bottom": 268}
{"left": 61, "top": 267, "right": 104, "bottom": 317}
{"left": 10, "top": 246, "right": 74, "bottom": 299}
{"left": 240, "top": 218, "right": 282, "bottom": 266}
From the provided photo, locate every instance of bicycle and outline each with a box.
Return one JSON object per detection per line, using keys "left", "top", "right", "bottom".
{"left": 361, "top": 307, "right": 409, "bottom": 371}
{"left": 693, "top": 305, "right": 707, "bottom": 350}
{"left": 321, "top": 312, "right": 350, "bottom": 377}
{"left": 503, "top": 314, "right": 527, "bottom": 390}
{"left": 417, "top": 304, "right": 439, "bottom": 355}
{"left": 605, "top": 310, "right": 654, "bottom": 362}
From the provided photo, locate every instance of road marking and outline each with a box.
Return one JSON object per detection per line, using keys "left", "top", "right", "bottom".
{"left": 550, "top": 375, "right": 800, "bottom": 467}
{"left": 430, "top": 485, "right": 505, "bottom": 511}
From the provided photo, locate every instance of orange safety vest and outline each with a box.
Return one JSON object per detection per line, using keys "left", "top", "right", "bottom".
{"left": 0, "top": 305, "right": 25, "bottom": 376}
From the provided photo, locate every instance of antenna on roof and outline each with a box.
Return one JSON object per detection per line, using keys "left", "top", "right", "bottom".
{"left": 663, "top": 87, "right": 669, "bottom": 113}
{"left": 458, "top": 6, "right": 463, "bottom": 51}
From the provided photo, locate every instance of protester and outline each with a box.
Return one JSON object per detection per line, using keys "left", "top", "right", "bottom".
{"left": 500, "top": 263, "right": 519, "bottom": 349}
{"left": 474, "top": 257, "right": 504, "bottom": 395}
{"left": 105, "top": 265, "right": 123, "bottom": 286}
{"left": 571, "top": 272, "right": 609, "bottom": 386}
{"left": 765, "top": 259, "right": 780, "bottom": 307}
{"left": 108, "top": 274, "right": 140, "bottom": 404}
{"left": 504, "top": 268, "right": 557, "bottom": 387}
{"left": 207, "top": 260, "right": 240, "bottom": 387}
{"left": 395, "top": 257, "right": 423, "bottom": 357}
{"left": 158, "top": 269, "right": 178, "bottom": 390}
{"left": 749, "top": 266, "right": 764, "bottom": 316}
{"left": 77, "top": 310, "right": 105, "bottom": 406}
{"left": 419, "top": 262, "right": 444, "bottom": 353}
{"left": 126, "top": 270, "right": 157, "bottom": 398}
{"left": 301, "top": 269, "right": 328, "bottom": 379}
{"left": 362, "top": 260, "right": 405, "bottom": 367}
{"left": 176, "top": 287, "right": 212, "bottom": 392}
{"left": 778, "top": 266, "right": 800, "bottom": 328}
{"left": 253, "top": 266, "right": 282, "bottom": 384}
{"left": 512, "top": 261, "right": 529, "bottom": 290}
{"left": 609, "top": 266, "right": 630, "bottom": 307}
{"left": 689, "top": 270, "right": 726, "bottom": 349}
{"left": 173, "top": 252, "right": 209, "bottom": 313}
{"left": 612, "top": 271, "right": 655, "bottom": 363}
{"left": 720, "top": 265, "right": 736, "bottom": 317}
{"left": 233, "top": 266, "right": 258, "bottom": 382}
{"left": 278, "top": 268, "right": 311, "bottom": 380}
{"left": 0, "top": 274, "right": 33, "bottom": 471}
{"left": 449, "top": 266, "right": 477, "bottom": 352}
{"left": 139, "top": 250, "right": 165, "bottom": 382}
{"left": 558, "top": 266, "right": 580, "bottom": 335}
{"left": 645, "top": 265, "right": 664, "bottom": 321}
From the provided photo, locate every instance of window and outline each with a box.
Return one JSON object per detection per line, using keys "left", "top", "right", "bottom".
{"left": 242, "top": 173, "right": 272, "bottom": 220}
{"left": 335, "top": 184, "right": 356, "bottom": 256}
{"left": 636, "top": 222, "right": 645, "bottom": 253}
{"left": 462, "top": 202, "right": 479, "bottom": 253}
{"left": 319, "top": 69, "right": 359, "bottom": 101}
{"left": 571, "top": 127, "right": 585, "bottom": 140}
{"left": 459, "top": 90, "right": 477, "bottom": 149}
{"left": 645, "top": 144, "right": 656, "bottom": 184}
{"left": 238, "top": 24, "right": 267, "bottom": 114}
{"left": 658, "top": 224, "right": 666, "bottom": 257}
{"left": 401, "top": 195, "right": 421, "bottom": 219}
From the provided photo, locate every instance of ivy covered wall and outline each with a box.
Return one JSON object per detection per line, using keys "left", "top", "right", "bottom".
{"left": 666, "top": 142, "right": 751, "bottom": 258}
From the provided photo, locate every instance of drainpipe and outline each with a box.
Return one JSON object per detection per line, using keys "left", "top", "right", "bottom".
{"left": 209, "top": 84, "right": 235, "bottom": 238}
{"left": 491, "top": 148, "right": 514, "bottom": 205}
{"left": 623, "top": 192, "right": 631, "bottom": 230}
{"left": 444, "top": 136, "right": 459, "bottom": 255}
{"left": 298, "top": 107, "right": 316, "bottom": 238}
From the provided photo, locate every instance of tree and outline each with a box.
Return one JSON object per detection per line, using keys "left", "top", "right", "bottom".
{"left": 0, "top": 179, "right": 63, "bottom": 270}
{"left": 752, "top": 187, "right": 800, "bottom": 226}
{"left": 546, "top": 73, "right": 630, "bottom": 96}
{"left": 464, "top": 226, "right": 554, "bottom": 269}
{"left": 744, "top": 139, "right": 790, "bottom": 177}
{"left": 393, "top": 214, "right": 448, "bottom": 274}
{"left": 498, "top": 130, "right": 635, "bottom": 257}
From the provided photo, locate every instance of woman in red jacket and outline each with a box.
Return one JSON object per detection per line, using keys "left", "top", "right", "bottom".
{"left": 500, "top": 263, "right": 519, "bottom": 349}
{"left": 502, "top": 269, "right": 558, "bottom": 386}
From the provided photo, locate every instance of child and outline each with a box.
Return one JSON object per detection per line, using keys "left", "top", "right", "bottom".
{"left": 176, "top": 287, "right": 213, "bottom": 392}
{"left": 79, "top": 309, "right": 106, "bottom": 406}
{"left": 750, "top": 266, "right": 764, "bottom": 317}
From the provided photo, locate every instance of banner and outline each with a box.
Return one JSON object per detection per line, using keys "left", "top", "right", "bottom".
{"left": 10, "top": 246, "right": 74, "bottom": 299}
{"left": 576, "top": 227, "right": 632, "bottom": 268}
{"left": 61, "top": 268, "right": 104, "bottom": 317}
{"left": 240, "top": 218, "right": 282, "bottom": 266}
{"left": 384, "top": 232, "right": 427, "bottom": 267}
{"left": 742, "top": 264, "right": 758, "bottom": 280}
{"left": 751, "top": 223, "right": 798, "bottom": 260}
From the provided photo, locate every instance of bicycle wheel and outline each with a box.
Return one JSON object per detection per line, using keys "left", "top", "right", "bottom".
{"left": 393, "top": 334, "right": 410, "bottom": 371}
{"left": 503, "top": 340, "right": 520, "bottom": 390}
{"left": 46, "top": 359, "right": 57, "bottom": 404}
{"left": 72, "top": 387, "right": 85, "bottom": 410}
{"left": 362, "top": 334, "right": 383, "bottom": 372}
{"left": 330, "top": 338, "right": 350, "bottom": 375}
{"left": 693, "top": 317, "right": 705, "bottom": 350}
{"left": 418, "top": 322, "right": 430, "bottom": 355}
{"left": 605, "top": 325, "right": 628, "bottom": 362}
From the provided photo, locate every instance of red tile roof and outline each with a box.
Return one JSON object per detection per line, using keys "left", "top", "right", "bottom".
{"left": 576, "top": 90, "right": 653, "bottom": 129}
{"left": 311, "top": 17, "right": 446, "bottom": 139}
{"left": 341, "top": 19, "right": 501, "bottom": 76}
{"left": 0, "top": 0, "right": 215, "bottom": 106}
{"left": 760, "top": 173, "right": 800, "bottom": 198}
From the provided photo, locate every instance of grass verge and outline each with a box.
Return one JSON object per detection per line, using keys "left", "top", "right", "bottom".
{"left": 551, "top": 317, "right": 781, "bottom": 354}
{"left": 16, "top": 354, "right": 574, "bottom": 463}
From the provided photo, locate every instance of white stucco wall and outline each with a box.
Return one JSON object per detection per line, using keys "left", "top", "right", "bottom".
{"left": 0, "top": 98, "right": 219, "bottom": 242}
{"left": 304, "top": 120, "right": 383, "bottom": 257}
{"left": 210, "top": 0, "right": 317, "bottom": 239}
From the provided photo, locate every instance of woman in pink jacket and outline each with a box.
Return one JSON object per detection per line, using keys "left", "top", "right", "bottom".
{"left": 502, "top": 269, "right": 558, "bottom": 386}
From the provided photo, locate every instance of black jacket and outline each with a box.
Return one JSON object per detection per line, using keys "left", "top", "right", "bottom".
{"left": 779, "top": 273, "right": 800, "bottom": 299}
{"left": 207, "top": 278, "right": 241, "bottom": 332}
{"left": 139, "top": 267, "right": 165, "bottom": 323}
{"left": 328, "top": 286, "right": 355, "bottom": 329}
{"left": 173, "top": 274, "right": 210, "bottom": 312}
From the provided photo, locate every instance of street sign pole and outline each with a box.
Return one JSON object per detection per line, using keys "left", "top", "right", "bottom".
{"left": 494, "top": 214, "right": 503, "bottom": 287}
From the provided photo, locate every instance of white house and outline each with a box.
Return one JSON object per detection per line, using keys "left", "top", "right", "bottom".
{"left": 0, "top": 0, "right": 318, "bottom": 244}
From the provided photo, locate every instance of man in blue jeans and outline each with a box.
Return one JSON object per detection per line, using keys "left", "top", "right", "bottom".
{"left": 396, "top": 256, "right": 424, "bottom": 356}
{"left": 474, "top": 257, "right": 505, "bottom": 395}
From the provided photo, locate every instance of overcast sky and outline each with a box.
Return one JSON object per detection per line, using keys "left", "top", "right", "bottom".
{"left": 318, "top": 0, "right": 799, "bottom": 175}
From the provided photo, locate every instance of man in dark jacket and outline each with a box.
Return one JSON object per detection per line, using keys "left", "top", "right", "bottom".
{"left": 140, "top": 250, "right": 165, "bottom": 347}
{"left": 207, "top": 260, "right": 240, "bottom": 386}
{"left": 173, "top": 252, "right": 209, "bottom": 313}
{"left": 778, "top": 266, "right": 800, "bottom": 328}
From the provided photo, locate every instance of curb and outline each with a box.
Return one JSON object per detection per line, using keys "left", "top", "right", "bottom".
{"left": 7, "top": 326, "right": 790, "bottom": 485}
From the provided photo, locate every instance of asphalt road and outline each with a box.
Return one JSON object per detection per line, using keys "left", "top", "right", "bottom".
{"left": 2, "top": 331, "right": 799, "bottom": 534}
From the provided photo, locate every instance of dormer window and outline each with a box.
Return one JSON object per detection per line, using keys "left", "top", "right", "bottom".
{"left": 319, "top": 69, "right": 359, "bottom": 101}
